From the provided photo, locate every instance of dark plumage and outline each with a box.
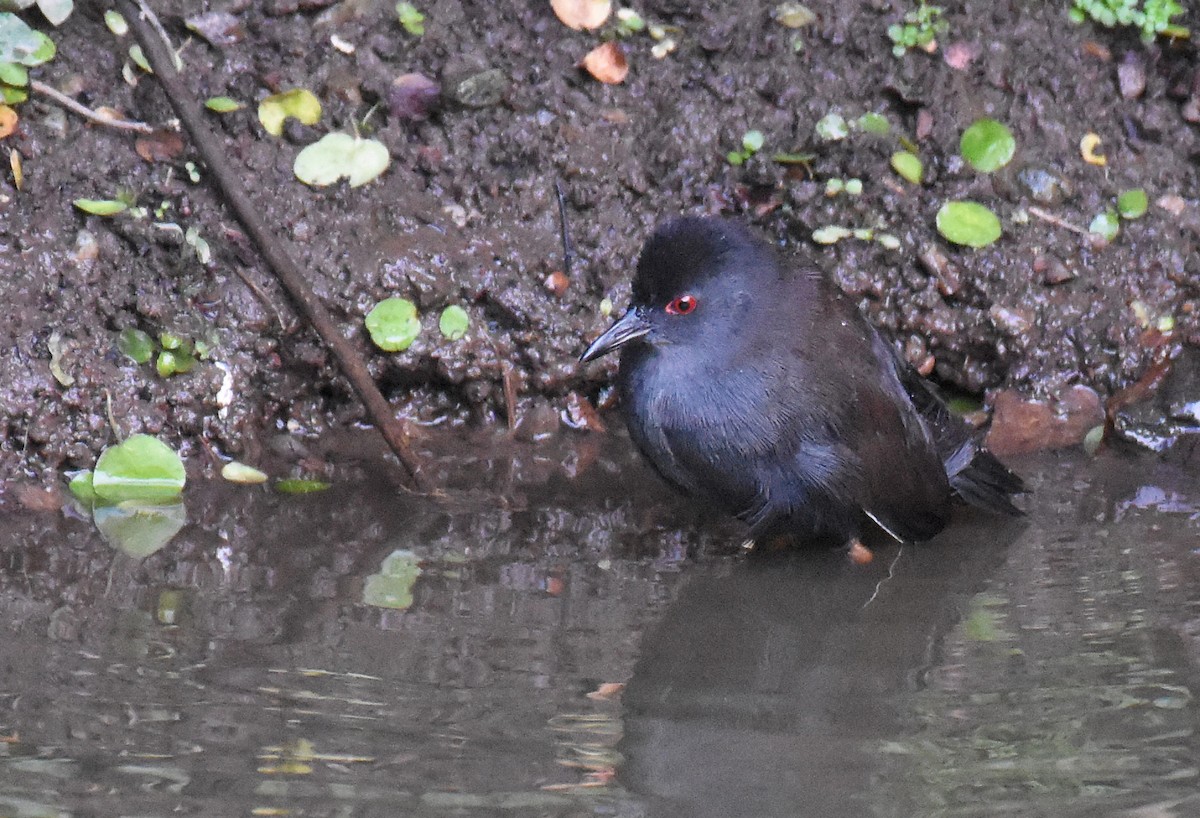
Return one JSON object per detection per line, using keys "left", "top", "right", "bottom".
{"left": 581, "top": 217, "right": 1023, "bottom": 548}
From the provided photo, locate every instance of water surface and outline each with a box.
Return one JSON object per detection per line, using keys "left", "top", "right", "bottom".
{"left": 1, "top": 434, "right": 1197, "bottom": 817}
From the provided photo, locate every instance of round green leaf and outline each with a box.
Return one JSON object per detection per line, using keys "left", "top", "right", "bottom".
{"left": 93, "top": 434, "right": 186, "bottom": 502}
{"left": 741, "top": 129, "right": 764, "bottom": 153}
{"left": 814, "top": 112, "right": 848, "bottom": 142}
{"left": 960, "top": 118, "right": 1016, "bottom": 173}
{"left": 366, "top": 297, "right": 421, "bottom": 351}
{"left": 439, "top": 305, "right": 469, "bottom": 340}
{"left": 293, "top": 132, "right": 390, "bottom": 188}
{"left": 117, "top": 328, "right": 154, "bottom": 364}
{"left": 1116, "top": 188, "right": 1148, "bottom": 219}
{"left": 258, "top": 88, "right": 322, "bottom": 137}
{"left": 856, "top": 112, "right": 890, "bottom": 135}
{"left": 890, "top": 150, "right": 923, "bottom": 184}
{"left": 936, "top": 201, "right": 1002, "bottom": 248}
{"left": 1089, "top": 210, "right": 1119, "bottom": 241}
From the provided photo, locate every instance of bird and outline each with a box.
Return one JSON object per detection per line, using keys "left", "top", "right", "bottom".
{"left": 580, "top": 216, "right": 1023, "bottom": 551}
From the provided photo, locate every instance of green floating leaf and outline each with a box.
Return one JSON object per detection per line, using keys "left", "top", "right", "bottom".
{"left": 936, "top": 201, "right": 1002, "bottom": 248}
{"left": 204, "top": 95, "right": 242, "bottom": 113}
{"left": 118, "top": 327, "right": 154, "bottom": 364}
{"left": 258, "top": 88, "right": 322, "bottom": 137}
{"left": 439, "top": 305, "right": 469, "bottom": 340}
{"left": 93, "top": 434, "right": 187, "bottom": 503}
{"left": 363, "top": 549, "right": 422, "bottom": 610}
{"left": 294, "top": 132, "right": 390, "bottom": 188}
{"left": 1089, "top": 209, "right": 1119, "bottom": 241}
{"left": 365, "top": 297, "right": 421, "bottom": 351}
{"left": 73, "top": 198, "right": 128, "bottom": 216}
{"left": 221, "top": 461, "right": 268, "bottom": 484}
{"left": 890, "top": 150, "right": 923, "bottom": 184}
{"left": 1117, "top": 188, "right": 1148, "bottom": 219}
{"left": 276, "top": 478, "right": 331, "bottom": 494}
{"left": 960, "top": 117, "right": 1016, "bottom": 173}
{"left": 94, "top": 500, "right": 186, "bottom": 558}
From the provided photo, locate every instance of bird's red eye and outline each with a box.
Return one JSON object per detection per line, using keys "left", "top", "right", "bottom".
{"left": 666, "top": 294, "right": 698, "bottom": 315}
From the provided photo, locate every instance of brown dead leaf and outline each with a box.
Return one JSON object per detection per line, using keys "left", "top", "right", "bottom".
{"left": 551, "top": 0, "right": 611, "bottom": 30}
{"left": 580, "top": 41, "right": 628, "bottom": 85}
{"left": 135, "top": 129, "right": 185, "bottom": 163}
{"left": 0, "top": 104, "right": 17, "bottom": 139}
{"left": 561, "top": 392, "right": 607, "bottom": 433}
{"left": 13, "top": 483, "right": 64, "bottom": 513}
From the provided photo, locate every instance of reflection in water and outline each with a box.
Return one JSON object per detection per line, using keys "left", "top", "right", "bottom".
{"left": 0, "top": 438, "right": 1197, "bottom": 817}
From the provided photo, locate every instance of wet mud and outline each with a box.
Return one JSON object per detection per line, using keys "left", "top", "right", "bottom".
{"left": 0, "top": 1, "right": 1198, "bottom": 483}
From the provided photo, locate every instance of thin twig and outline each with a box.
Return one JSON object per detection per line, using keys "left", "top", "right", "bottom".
{"left": 115, "top": 0, "right": 430, "bottom": 491}
{"left": 1027, "top": 205, "right": 1089, "bottom": 236}
{"left": 554, "top": 180, "right": 574, "bottom": 278}
{"left": 30, "top": 80, "right": 156, "bottom": 134}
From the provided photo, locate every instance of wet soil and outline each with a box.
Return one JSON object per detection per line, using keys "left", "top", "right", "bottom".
{"left": 1, "top": 1, "right": 1199, "bottom": 483}
{"left": 0, "top": 434, "right": 1197, "bottom": 817}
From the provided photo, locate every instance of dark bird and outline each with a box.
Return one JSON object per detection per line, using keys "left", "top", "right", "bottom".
{"left": 580, "top": 217, "right": 1023, "bottom": 550}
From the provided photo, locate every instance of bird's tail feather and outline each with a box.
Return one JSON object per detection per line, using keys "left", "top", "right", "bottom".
{"left": 944, "top": 442, "right": 1025, "bottom": 516}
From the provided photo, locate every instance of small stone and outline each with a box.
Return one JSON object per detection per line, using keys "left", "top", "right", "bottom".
{"left": 445, "top": 68, "right": 508, "bottom": 108}
{"left": 1117, "top": 52, "right": 1146, "bottom": 100}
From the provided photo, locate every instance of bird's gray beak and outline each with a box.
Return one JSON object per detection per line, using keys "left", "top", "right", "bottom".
{"left": 580, "top": 308, "right": 651, "bottom": 363}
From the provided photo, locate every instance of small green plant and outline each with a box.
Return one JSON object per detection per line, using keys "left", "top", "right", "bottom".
{"left": 891, "top": 151, "right": 923, "bottom": 184}
{"left": 614, "top": 8, "right": 646, "bottom": 36}
{"left": 1069, "top": 0, "right": 1188, "bottom": 42}
{"left": 936, "top": 201, "right": 1002, "bottom": 248}
{"left": 960, "top": 118, "right": 1016, "bottom": 173}
{"left": 396, "top": 2, "right": 426, "bottom": 35}
{"left": 727, "top": 129, "right": 764, "bottom": 165}
{"left": 887, "top": 2, "right": 948, "bottom": 57}
{"left": 824, "top": 177, "right": 863, "bottom": 196}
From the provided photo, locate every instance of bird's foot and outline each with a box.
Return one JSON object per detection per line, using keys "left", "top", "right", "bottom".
{"left": 846, "top": 537, "right": 874, "bottom": 565}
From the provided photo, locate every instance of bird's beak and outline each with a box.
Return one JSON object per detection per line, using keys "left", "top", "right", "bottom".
{"left": 579, "top": 308, "right": 651, "bottom": 363}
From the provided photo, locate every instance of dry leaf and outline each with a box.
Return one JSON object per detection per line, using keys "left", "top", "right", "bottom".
{"left": 551, "top": 0, "right": 611, "bottom": 30}
{"left": 0, "top": 104, "right": 17, "bottom": 139}
{"left": 135, "top": 129, "right": 185, "bottom": 163}
{"left": 580, "top": 41, "right": 628, "bottom": 84}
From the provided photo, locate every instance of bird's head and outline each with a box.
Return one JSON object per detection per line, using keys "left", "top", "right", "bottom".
{"left": 580, "top": 217, "right": 776, "bottom": 364}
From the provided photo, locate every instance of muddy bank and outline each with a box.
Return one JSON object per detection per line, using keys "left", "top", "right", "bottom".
{"left": 1, "top": 1, "right": 1198, "bottom": 483}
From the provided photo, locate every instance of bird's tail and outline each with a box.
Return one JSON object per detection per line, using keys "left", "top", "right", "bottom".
{"left": 944, "top": 441, "right": 1025, "bottom": 516}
